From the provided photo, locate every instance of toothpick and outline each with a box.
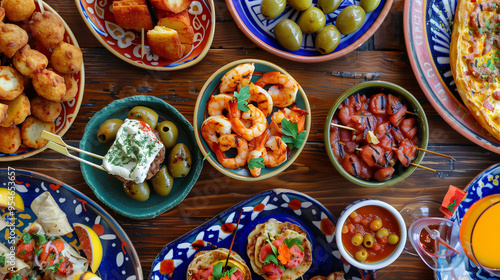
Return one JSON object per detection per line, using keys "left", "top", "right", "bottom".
{"left": 416, "top": 147, "right": 456, "bottom": 161}
{"left": 331, "top": 123, "right": 359, "bottom": 133}
{"left": 141, "top": 28, "right": 145, "bottom": 59}
{"left": 410, "top": 162, "right": 436, "bottom": 172}
{"left": 38, "top": 0, "right": 44, "bottom": 14}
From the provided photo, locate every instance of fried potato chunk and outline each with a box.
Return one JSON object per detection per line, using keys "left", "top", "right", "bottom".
{"left": 149, "top": 0, "right": 190, "bottom": 13}
{"left": 21, "top": 115, "right": 55, "bottom": 148}
{"left": 0, "top": 125, "right": 21, "bottom": 153}
{"left": 0, "top": 66, "right": 23, "bottom": 100}
{"left": 112, "top": 0, "right": 153, "bottom": 32}
{"left": 12, "top": 44, "right": 48, "bottom": 78}
{"left": 60, "top": 74, "right": 77, "bottom": 102}
{"left": 147, "top": 26, "right": 182, "bottom": 60}
{"left": 51, "top": 42, "right": 83, "bottom": 74}
{"left": 0, "top": 103, "right": 7, "bottom": 123}
{"left": 0, "top": 93, "right": 30, "bottom": 127}
{"left": 157, "top": 9, "right": 194, "bottom": 44}
{"left": 30, "top": 95, "right": 61, "bottom": 122}
{"left": 0, "top": 23, "right": 28, "bottom": 58}
{"left": 32, "top": 69, "right": 66, "bottom": 101}
{"left": 1, "top": 0, "right": 35, "bottom": 22}
{"left": 29, "top": 11, "right": 65, "bottom": 49}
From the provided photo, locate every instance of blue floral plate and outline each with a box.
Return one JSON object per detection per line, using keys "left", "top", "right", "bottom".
{"left": 149, "top": 189, "right": 371, "bottom": 280}
{"left": 436, "top": 163, "right": 500, "bottom": 280}
{"left": 404, "top": 0, "right": 500, "bottom": 154}
{"left": 226, "top": 0, "right": 393, "bottom": 63}
{"left": 0, "top": 169, "right": 142, "bottom": 280}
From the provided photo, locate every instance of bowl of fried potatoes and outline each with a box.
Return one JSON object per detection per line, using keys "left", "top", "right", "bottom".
{"left": 0, "top": 0, "right": 84, "bottom": 161}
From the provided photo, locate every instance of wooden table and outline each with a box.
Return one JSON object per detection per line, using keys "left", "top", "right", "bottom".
{"left": 3, "top": 0, "right": 500, "bottom": 279}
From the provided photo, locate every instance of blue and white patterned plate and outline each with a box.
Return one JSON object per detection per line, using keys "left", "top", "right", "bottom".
{"left": 149, "top": 189, "right": 370, "bottom": 280}
{"left": 405, "top": 0, "right": 500, "bottom": 154}
{"left": 436, "top": 163, "right": 500, "bottom": 280}
{"left": 226, "top": 0, "right": 393, "bottom": 62}
{"left": 0, "top": 169, "right": 142, "bottom": 280}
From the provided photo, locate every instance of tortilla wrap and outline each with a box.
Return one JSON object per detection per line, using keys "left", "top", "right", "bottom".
{"left": 0, "top": 243, "right": 30, "bottom": 276}
{"left": 186, "top": 248, "right": 251, "bottom": 280}
{"left": 247, "top": 218, "right": 312, "bottom": 280}
{"left": 31, "top": 192, "right": 73, "bottom": 236}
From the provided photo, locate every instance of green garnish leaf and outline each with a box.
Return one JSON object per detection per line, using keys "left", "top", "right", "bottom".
{"left": 267, "top": 234, "right": 278, "bottom": 256}
{"left": 203, "top": 152, "right": 211, "bottom": 161}
{"left": 20, "top": 250, "right": 26, "bottom": 255}
{"left": 212, "top": 262, "right": 223, "bottom": 280}
{"left": 0, "top": 252, "right": 5, "bottom": 267}
{"left": 35, "top": 248, "right": 43, "bottom": 257}
{"left": 22, "top": 232, "right": 32, "bottom": 244}
{"left": 234, "top": 85, "right": 251, "bottom": 112}
{"left": 222, "top": 266, "right": 238, "bottom": 278}
{"left": 7, "top": 275, "right": 22, "bottom": 280}
{"left": 46, "top": 261, "right": 61, "bottom": 272}
{"left": 281, "top": 119, "right": 307, "bottom": 150}
{"left": 486, "top": 59, "right": 496, "bottom": 70}
{"left": 248, "top": 157, "right": 265, "bottom": 170}
{"left": 263, "top": 253, "right": 279, "bottom": 265}
{"left": 283, "top": 238, "right": 304, "bottom": 252}
{"left": 33, "top": 233, "right": 47, "bottom": 245}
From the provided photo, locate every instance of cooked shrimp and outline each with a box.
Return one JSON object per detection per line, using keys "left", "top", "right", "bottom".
{"left": 213, "top": 134, "right": 248, "bottom": 169}
{"left": 201, "top": 116, "right": 232, "bottom": 151}
{"left": 228, "top": 100, "right": 267, "bottom": 142}
{"left": 270, "top": 104, "right": 308, "bottom": 134}
{"left": 248, "top": 83, "right": 274, "bottom": 116}
{"left": 247, "top": 130, "right": 269, "bottom": 177}
{"left": 219, "top": 63, "right": 254, "bottom": 95}
{"left": 255, "top": 71, "right": 298, "bottom": 107}
{"left": 207, "top": 93, "right": 233, "bottom": 116}
{"left": 263, "top": 136, "right": 287, "bottom": 167}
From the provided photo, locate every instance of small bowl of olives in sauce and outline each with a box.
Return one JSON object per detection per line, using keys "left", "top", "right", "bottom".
{"left": 80, "top": 95, "right": 203, "bottom": 219}
{"left": 226, "top": 0, "right": 393, "bottom": 62}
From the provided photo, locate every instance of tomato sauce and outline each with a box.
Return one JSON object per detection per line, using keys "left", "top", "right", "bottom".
{"left": 341, "top": 205, "right": 401, "bottom": 263}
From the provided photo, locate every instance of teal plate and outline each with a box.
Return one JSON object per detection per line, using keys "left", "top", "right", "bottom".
{"left": 80, "top": 95, "right": 203, "bottom": 219}
{"left": 193, "top": 59, "right": 311, "bottom": 181}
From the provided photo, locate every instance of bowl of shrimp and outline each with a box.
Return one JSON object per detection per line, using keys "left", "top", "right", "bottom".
{"left": 193, "top": 59, "right": 311, "bottom": 181}
{"left": 324, "top": 81, "right": 429, "bottom": 188}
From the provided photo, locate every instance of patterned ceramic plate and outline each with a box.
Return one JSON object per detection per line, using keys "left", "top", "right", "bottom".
{"left": 149, "top": 189, "right": 370, "bottom": 280}
{"left": 75, "top": 0, "right": 215, "bottom": 71}
{"left": 404, "top": 0, "right": 500, "bottom": 154}
{"left": 0, "top": 169, "right": 142, "bottom": 280}
{"left": 435, "top": 163, "right": 500, "bottom": 280}
{"left": 225, "top": 0, "right": 393, "bottom": 63}
{"left": 0, "top": 1, "right": 84, "bottom": 161}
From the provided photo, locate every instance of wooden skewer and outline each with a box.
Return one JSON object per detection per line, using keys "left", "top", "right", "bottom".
{"left": 141, "top": 28, "right": 145, "bottom": 59}
{"left": 331, "top": 123, "right": 359, "bottom": 133}
{"left": 45, "top": 142, "right": 106, "bottom": 171}
{"left": 410, "top": 162, "right": 436, "bottom": 172}
{"left": 406, "top": 111, "right": 416, "bottom": 115}
{"left": 38, "top": 0, "right": 45, "bottom": 14}
{"left": 41, "top": 130, "right": 104, "bottom": 159}
{"left": 416, "top": 147, "right": 456, "bottom": 161}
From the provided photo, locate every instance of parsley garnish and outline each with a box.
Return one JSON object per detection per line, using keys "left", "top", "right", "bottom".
{"left": 33, "top": 233, "right": 47, "bottom": 245}
{"left": 203, "top": 152, "right": 211, "bottom": 161}
{"left": 248, "top": 157, "right": 264, "bottom": 170}
{"left": 234, "top": 85, "right": 250, "bottom": 112}
{"left": 22, "top": 232, "right": 32, "bottom": 244}
{"left": 486, "top": 59, "right": 495, "bottom": 70}
{"left": 212, "top": 262, "right": 238, "bottom": 280}
{"left": 7, "top": 275, "right": 22, "bottom": 280}
{"left": 20, "top": 250, "right": 26, "bottom": 255}
{"left": 265, "top": 235, "right": 286, "bottom": 270}
{"left": 0, "top": 252, "right": 5, "bottom": 266}
{"left": 283, "top": 237, "right": 304, "bottom": 252}
{"left": 281, "top": 119, "right": 307, "bottom": 150}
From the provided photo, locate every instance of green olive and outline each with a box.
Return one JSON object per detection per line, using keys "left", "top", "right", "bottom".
{"left": 351, "top": 233, "right": 363, "bottom": 246}
{"left": 363, "top": 234, "right": 375, "bottom": 248}
{"left": 369, "top": 219, "right": 383, "bottom": 231}
{"left": 336, "top": 5, "right": 366, "bottom": 35}
{"left": 388, "top": 234, "right": 400, "bottom": 245}
{"left": 261, "top": 0, "right": 286, "bottom": 20}
{"left": 355, "top": 250, "right": 368, "bottom": 262}
{"left": 97, "top": 118, "right": 123, "bottom": 143}
{"left": 157, "top": 121, "right": 178, "bottom": 149}
{"left": 361, "top": 0, "right": 381, "bottom": 13}
{"left": 274, "top": 19, "right": 303, "bottom": 51}
{"left": 151, "top": 165, "right": 174, "bottom": 196}
{"left": 127, "top": 106, "right": 159, "bottom": 129}
{"left": 123, "top": 181, "right": 150, "bottom": 202}
{"left": 287, "top": 0, "right": 312, "bottom": 11}
{"left": 318, "top": 0, "right": 342, "bottom": 14}
{"left": 315, "top": 25, "right": 341, "bottom": 54}
{"left": 168, "top": 143, "right": 192, "bottom": 178}
{"left": 376, "top": 228, "right": 389, "bottom": 239}
{"left": 298, "top": 7, "right": 326, "bottom": 34}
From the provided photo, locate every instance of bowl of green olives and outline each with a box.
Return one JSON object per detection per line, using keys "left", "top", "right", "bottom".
{"left": 80, "top": 95, "right": 203, "bottom": 219}
{"left": 225, "top": 0, "right": 393, "bottom": 62}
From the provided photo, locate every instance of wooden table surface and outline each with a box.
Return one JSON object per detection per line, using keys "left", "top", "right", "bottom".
{"left": 3, "top": 0, "right": 500, "bottom": 279}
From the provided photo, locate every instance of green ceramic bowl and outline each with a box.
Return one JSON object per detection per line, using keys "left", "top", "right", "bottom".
{"left": 194, "top": 59, "right": 311, "bottom": 181}
{"left": 80, "top": 95, "right": 203, "bottom": 219}
{"left": 324, "top": 81, "right": 429, "bottom": 188}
